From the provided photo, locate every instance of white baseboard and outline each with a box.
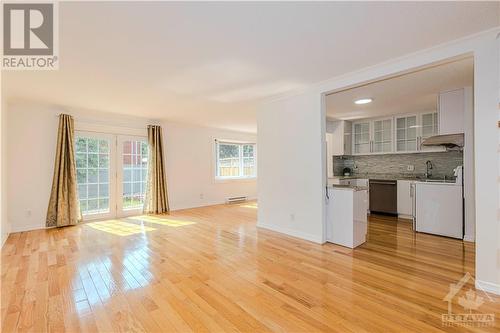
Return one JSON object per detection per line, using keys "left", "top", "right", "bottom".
{"left": 1, "top": 232, "right": 9, "bottom": 249}
{"left": 257, "top": 222, "right": 324, "bottom": 244}
{"left": 171, "top": 196, "right": 257, "bottom": 211}
{"left": 476, "top": 279, "right": 500, "bottom": 295}
{"left": 398, "top": 214, "right": 412, "bottom": 220}
{"left": 463, "top": 234, "right": 475, "bottom": 242}
{"left": 10, "top": 224, "right": 45, "bottom": 233}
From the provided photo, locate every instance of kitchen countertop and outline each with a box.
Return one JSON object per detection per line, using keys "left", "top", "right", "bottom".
{"left": 330, "top": 174, "right": 456, "bottom": 182}
{"left": 329, "top": 184, "right": 368, "bottom": 191}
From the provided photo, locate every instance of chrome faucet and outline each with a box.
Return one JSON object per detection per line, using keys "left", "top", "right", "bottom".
{"left": 425, "top": 160, "right": 433, "bottom": 178}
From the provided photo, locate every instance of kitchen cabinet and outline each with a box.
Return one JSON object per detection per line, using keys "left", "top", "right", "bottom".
{"left": 327, "top": 120, "right": 352, "bottom": 156}
{"left": 397, "top": 180, "right": 413, "bottom": 218}
{"left": 353, "top": 118, "right": 393, "bottom": 155}
{"left": 353, "top": 121, "right": 371, "bottom": 154}
{"left": 326, "top": 187, "right": 368, "bottom": 248}
{"left": 395, "top": 114, "right": 418, "bottom": 153}
{"left": 339, "top": 178, "right": 369, "bottom": 213}
{"left": 372, "top": 118, "right": 393, "bottom": 153}
{"left": 439, "top": 88, "right": 465, "bottom": 135}
{"left": 395, "top": 112, "right": 442, "bottom": 153}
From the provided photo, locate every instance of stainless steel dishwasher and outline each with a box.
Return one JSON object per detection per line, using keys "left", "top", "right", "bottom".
{"left": 369, "top": 179, "right": 397, "bottom": 215}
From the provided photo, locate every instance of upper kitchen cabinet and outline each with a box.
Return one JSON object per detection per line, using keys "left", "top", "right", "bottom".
{"left": 395, "top": 112, "right": 440, "bottom": 153}
{"left": 438, "top": 88, "right": 466, "bottom": 135}
{"left": 372, "top": 118, "right": 393, "bottom": 153}
{"left": 353, "top": 121, "right": 371, "bottom": 154}
{"left": 327, "top": 120, "right": 352, "bottom": 156}
{"left": 395, "top": 114, "right": 418, "bottom": 153}
{"left": 353, "top": 117, "right": 393, "bottom": 155}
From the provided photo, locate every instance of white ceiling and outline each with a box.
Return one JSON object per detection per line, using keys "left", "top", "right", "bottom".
{"left": 325, "top": 57, "right": 474, "bottom": 120}
{"left": 3, "top": 2, "right": 499, "bottom": 133}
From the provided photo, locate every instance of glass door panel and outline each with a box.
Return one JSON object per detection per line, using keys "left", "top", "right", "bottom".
{"left": 117, "top": 136, "right": 148, "bottom": 216}
{"left": 353, "top": 122, "right": 370, "bottom": 154}
{"left": 395, "top": 115, "right": 417, "bottom": 152}
{"left": 372, "top": 119, "right": 392, "bottom": 153}
{"left": 75, "top": 132, "right": 115, "bottom": 219}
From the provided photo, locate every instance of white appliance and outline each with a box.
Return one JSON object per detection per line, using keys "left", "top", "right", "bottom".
{"left": 326, "top": 187, "right": 368, "bottom": 248}
{"left": 414, "top": 166, "right": 464, "bottom": 239}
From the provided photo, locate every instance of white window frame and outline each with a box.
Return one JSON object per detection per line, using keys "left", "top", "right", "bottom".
{"left": 214, "top": 140, "right": 257, "bottom": 181}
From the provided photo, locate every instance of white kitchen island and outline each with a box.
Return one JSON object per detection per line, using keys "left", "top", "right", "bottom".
{"left": 326, "top": 185, "right": 368, "bottom": 248}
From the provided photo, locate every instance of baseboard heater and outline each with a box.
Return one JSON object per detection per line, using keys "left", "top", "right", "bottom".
{"left": 226, "top": 196, "right": 247, "bottom": 204}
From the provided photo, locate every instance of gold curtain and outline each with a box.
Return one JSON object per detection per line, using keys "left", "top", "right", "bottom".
{"left": 46, "top": 114, "right": 81, "bottom": 227}
{"left": 144, "top": 125, "right": 170, "bottom": 214}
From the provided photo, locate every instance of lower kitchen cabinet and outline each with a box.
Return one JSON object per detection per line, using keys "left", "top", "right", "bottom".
{"left": 397, "top": 180, "right": 413, "bottom": 218}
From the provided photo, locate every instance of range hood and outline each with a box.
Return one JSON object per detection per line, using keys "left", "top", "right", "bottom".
{"left": 421, "top": 133, "right": 464, "bottom": 149}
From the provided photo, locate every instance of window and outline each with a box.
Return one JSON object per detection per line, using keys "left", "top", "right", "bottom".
{"left": 76, "top": 136, "right": 111, "bottom": 216}
{"left": 122, "top": 140, "right": 148, "bottom": 210}
{"left": 215, "top": 141, "right": 256, "bottom": 179}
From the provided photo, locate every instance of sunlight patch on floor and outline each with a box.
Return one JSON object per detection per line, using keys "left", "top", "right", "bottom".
{"left": 127, "top": 215, "right": 197, "bottom": 227}
{"left": 241, "top": 202, "right": 258, "bottom": 209}
{"left": 86, "top": 220, "right": 156, "bottom": 236}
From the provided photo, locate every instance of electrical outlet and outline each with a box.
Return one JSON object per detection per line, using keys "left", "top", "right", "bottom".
{"left": 407, "top": 165, "right": 415, "bottom": 171}
{"left": 290, "top": 213, "right": 295, "bottom": 221}
{"left": 26, "top": 209, "right": 32, "bottom": 218}
{"left": 199, "top": 193, "right": 204, "bottom": 199}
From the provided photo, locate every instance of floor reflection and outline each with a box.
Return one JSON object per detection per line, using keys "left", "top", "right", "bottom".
{"left": 127, "top": 215, "right": 196, "bottom": 227}
{"left": 86, "top": 220, "right": 156, "bottom": 236}
{"left": 241, "top": 202, "right": 258, "bottom": 209}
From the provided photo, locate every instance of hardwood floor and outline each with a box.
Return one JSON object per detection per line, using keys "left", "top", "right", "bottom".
{"left": 1, "top": 202, "right": 499, "bottom": 332}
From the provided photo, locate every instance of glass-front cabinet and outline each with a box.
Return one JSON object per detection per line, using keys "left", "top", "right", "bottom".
{"left": 372, "top": 118, "right": 393, "bottom": 153}
{"left": 395, "top": 115, "right": 418, "bottom": 153}
{"left": 352, "top": 111, "right": 440, "bottom": 155}
{"left": 353, "top": 121, "right": 371, "bottom": 154}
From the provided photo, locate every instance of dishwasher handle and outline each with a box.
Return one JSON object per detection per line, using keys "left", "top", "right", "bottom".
{"left": 369, "top": 180, "right": 397, "bottom": 185}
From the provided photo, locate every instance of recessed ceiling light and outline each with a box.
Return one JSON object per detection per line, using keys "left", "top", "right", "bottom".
{"left": 354, "top": 98, "right": 373, "bottom": 105}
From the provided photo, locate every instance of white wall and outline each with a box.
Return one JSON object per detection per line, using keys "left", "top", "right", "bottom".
{"left": 162, "top": 121, "right": 257, "bottom": 210}
{"left": 257, "top": 91, "right": 325, "bottom": 243}
{"left": 6, "top": 101, "right": 256, "bottom": 232}
{"left": 0, "top": 77, "right": 9, "bottom": 248}
{"left": 257, "top": 28, "right": 500, "bottom": 293}
{"left": 6, "top": 102, "right": 153, "bottom": 232}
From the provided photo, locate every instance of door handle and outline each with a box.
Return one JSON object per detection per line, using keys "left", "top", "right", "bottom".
{"left": 370, "top": 181, "right": 397, "bottom": 185}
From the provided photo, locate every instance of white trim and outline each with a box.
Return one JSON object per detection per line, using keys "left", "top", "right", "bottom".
{"left": 1, "top": 232, "right": 8, "bottom": 248}
{"left": 475, "top": 280, "right": 500, "bottom": 296}
{"left": 463, "top": 234, "right": 475, "bottom": 242}
{"left": 257, "top": 222, "right": 324, "bottom": 244}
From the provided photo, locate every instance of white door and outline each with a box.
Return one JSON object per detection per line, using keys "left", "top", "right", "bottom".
{"left": 117, "top": 136, "right": 149, "bottom": 217}
{"left": 75, "top": 132, "right": 148, "bottom": 220}
{"left": 75, "top": 132, "right": 117, "bottom": 220}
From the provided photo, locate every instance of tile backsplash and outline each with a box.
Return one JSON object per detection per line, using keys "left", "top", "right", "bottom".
{"left": 333, "top": 151, "right": 463, "bottom": 177}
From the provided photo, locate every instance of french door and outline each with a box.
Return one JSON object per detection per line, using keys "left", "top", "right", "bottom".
{"left": 75, "top": 132, "right": 148, "bottom": 220}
